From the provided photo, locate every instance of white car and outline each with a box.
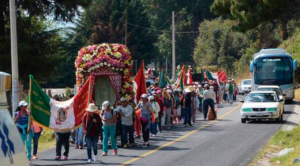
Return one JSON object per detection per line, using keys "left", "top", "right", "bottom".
{"left": 240, "top": 91, "right": 284, "bottom": 123}
{"left": 257, "top": 85, "right": 285, "bottom": 102}
{"left": 239, "top": 79, "right": 252, "bottom": 95}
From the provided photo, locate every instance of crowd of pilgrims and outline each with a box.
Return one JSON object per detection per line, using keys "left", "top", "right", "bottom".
{"left": 14, "top": 79, "right": 239, "bottom": 164}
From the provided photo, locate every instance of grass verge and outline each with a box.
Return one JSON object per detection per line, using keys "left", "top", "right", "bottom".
{"left": 38, "top": 128, "right": 56, "bottom": 152}
{"left": 249, "top": 124, "right": 300, "bottom": 166}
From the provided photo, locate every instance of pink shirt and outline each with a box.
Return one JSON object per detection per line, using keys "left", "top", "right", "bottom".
{"left": 32, "top": 121, "right": 43, "bottom": 133}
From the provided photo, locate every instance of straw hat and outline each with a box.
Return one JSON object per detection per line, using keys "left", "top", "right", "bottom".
{"left": 86, "top": 103, "right": 98, "bottom": 112}
{"left": 184, "top": 86, "right": 196, "bottom": 93}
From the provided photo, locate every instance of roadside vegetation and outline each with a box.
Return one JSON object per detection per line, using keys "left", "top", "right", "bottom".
{"left": 249, "top": 122, "right": 300, "bottom": 166}
{"left": 38, "top": 128, "right": 56, "bottom": 152}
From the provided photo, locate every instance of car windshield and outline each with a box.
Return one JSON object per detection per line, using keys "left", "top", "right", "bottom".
{"left": 257, "top": 88, "right": 282, "bottom": 95}
{"left": 254, "top": 57, "right": 293, "bottom": 85}
{"left": 245, "top": 93, "right": 277, "bottom": 103}
{"left": 243, "top": 80, "right": 251, "bottom": 85}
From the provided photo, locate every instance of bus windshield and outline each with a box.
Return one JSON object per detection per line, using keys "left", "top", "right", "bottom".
{"left": 254, "top": 57, "right": 293, "bottom": 85}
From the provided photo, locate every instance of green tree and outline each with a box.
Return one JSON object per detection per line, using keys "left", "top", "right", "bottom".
{"left": 211, "top": 0, "right": 300, "bottom": 40}
{"left": 193, "top": 18, "right": 251, "bottom": 73}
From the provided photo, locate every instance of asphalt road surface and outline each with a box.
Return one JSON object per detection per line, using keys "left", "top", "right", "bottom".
{"left": 31, "top": 96, "right": 295, "bottom": 166}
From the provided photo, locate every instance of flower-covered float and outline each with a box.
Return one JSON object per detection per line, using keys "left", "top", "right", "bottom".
{"left": 75, "top": 43, "right": 134, "bottom": 106}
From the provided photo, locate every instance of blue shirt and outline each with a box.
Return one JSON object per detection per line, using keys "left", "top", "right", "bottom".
{"left": 15, "top": 111, "right": 29, "bottom": 126}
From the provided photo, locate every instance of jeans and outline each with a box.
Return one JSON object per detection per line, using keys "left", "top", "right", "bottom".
{"left": 33, "top": 132, "right": 41, "bottom": 155}
{"left": 165, "top": 108, "right": 172, "bottom": 128}
{"left": 103, "top": 125, "right": 117, "bottom": 153}
{"left": 140, "top": 119, "right": 150, "bottom": 142}
{"left": 20, "top": 132, "right": 32, "bottom": 159}
{"left": 203, "top": 99, "right": 216, "bottom": 119}
{"left": 227, "top": 94, "right": 233, "bottom": 104}
{"left": 121, "top": 124, "right": 134, "bottom": 145}
{"left": 157, "top": 114, "right": 162, "bottom": 132}
{"left": 75, "top": 126, "right": 84, "bottom": 146}
{"left": 56, "top": 132, "right": 71, "bottom": 157}
{"left": 151, "top": 118, "right": 158, "bottom": 135}
{"left": 86, "top": 135, "right": 98, "bottom": 159}
{"left": 184, "top": 107, "right": 192, "bottom": 125}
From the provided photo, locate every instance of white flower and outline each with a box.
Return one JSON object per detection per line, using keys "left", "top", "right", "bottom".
{"left": 120, "top": 68, "right": 123, "bottom": 71}
{"left": 100, "top": 63, "right": 103, "bottom": 66}
{"left": 104, "top": 62, "right": 107, "bottom": 65}
{"left": 116, "top": 68, "right": 119, "bottom": 71}
{"left": 108, "top": 64, "right": 111, "bottom": 67}
{"left": 112, "top": 67, "right": 115, "bottom": 70}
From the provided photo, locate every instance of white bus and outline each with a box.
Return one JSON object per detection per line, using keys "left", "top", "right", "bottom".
{"left": 250, "top": 49, "right": 297, "bottom": 102}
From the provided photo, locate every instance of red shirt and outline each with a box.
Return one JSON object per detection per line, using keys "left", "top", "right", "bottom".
{"left": 82, "top": 113, "right": 102, "bottom": 137}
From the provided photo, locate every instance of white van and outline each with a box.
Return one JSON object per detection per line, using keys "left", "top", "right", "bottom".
{"left": 0, "top": 72, "right": 28, "bottom": 166}
{"left": 239, "top": 79, "right": 252, "bottom": 95}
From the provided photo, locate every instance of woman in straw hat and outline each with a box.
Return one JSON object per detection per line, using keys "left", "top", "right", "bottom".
{"left": 100, "top": 101, "right": 118, "bottom": 156}
{"left": 183, "top": 86, "right": 195, "bottom": 127}
{"left": 82, "top": 103, "right": 102, "bottom": 164}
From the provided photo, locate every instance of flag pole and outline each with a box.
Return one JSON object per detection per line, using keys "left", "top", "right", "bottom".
{"left": 27, "top": 75, "right": 33, "bottom": 140}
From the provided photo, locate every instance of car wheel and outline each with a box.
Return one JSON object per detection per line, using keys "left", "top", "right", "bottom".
{"left": 241, "top": 118, "right": 246, "bottom": 123}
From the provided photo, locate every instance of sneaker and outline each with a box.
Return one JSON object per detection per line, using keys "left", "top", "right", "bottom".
{"left": 102, "top": 152, "right": 107, "bottom": 156}
{"left": 152, "top": 134, "right": 156, "bottom": 137}
{"left": 142, "top": 143, "right": 147, "bottom": 147}
{"left": 63, "top": 156, "right": 68, "bottom": 160}
{"left": 135, "top": 135, "right": 141, "bottom": 139}
{"left": 112, "top": 149, "right": 118, "bottom": 156}
{"left": 75, "top": 145, "right": 79, "bottom": 149}
{"left": 55, "top": 156, "right": 61, "bottom": 160}
{"left": 32, "top": 155, "right": 38, "bottom": 160}
{"left": 87, "top": 159, "right": 92, "bottom": 164}
{"left": 188, "top": 123, "right": 192, "bottom": 126}
{"left": 146, "top": 142, "right": 150, "bottom": 147}
{"left": 93, "top": 155, "right": 98, "bottom": 162}
{"left": 128, "top": 143, "right": 133, "bottom": 148}
{"left": 123, "top": 144, "right": 128, "bottom": 148}
{"left": 79, "top": 146, "right": 83, "bottom": 149}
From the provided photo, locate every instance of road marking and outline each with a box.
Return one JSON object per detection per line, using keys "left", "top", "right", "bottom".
{"left": 118, "top": 104, "right": 242, "bottom": 166}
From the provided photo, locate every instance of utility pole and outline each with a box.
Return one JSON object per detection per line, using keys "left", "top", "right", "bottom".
{"left": 9, "top": 0, "right": 19, "bottom": 117}
{"left": 125, "top": 20, "right": 128, "bottom": 46}
{"left": 172, "top": 11, "right": 176, "bottom": 80}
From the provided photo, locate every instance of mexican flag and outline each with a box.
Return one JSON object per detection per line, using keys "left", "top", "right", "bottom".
{"left": 29, "top": 75, "right": 91, "bottom": 131}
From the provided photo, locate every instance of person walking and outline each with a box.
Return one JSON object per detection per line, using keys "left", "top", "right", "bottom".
{"left": 149, "top": 96, "right": 160, "bottom": 137}
{"left": 100, "top": 101, "right": 118, "bottom": 156}
{"left": 162, "top": 90, "right": 172, "bottom": 130}
{"left": 226, "top": 81, "right": 234, "bottom": 105}
{"left": 14, "top": 101, "right": 32, "bottom": 161}
{"left": 82, "top": 103, "right": 102, "bottom": 164}
{"left": 203, "top": 85, "right": 217, "bottom": 120}
{"left": 116, "top": 97, "right": 134, "bottom": 148}
{"left": 219, "top": 82, "right": 225, "bottom": 104}
{"left": 53, "top": 130, "right": 71, "bottom": 160}
{"left": 173, "top": 90, "right": 181, "bottom": 124}
{"left": 137, "top": 94, "right": 153, "bottom": 147}
{"left": 155, "top": 90, "right": 163, "bottom": 133}
{"left": 75, "top": 126, "right": 84, "bottom": 149}
{"left": 183, "top": 86, "right": 195, "bottom": 127}
{"left": 32, "top": 121, "right": 43, "bottom": 160}
{"left": 191, "top": 91, "right": 199, "bottom": 124}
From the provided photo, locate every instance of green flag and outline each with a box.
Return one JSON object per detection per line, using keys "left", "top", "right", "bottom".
{"left": 200, "top": 68, "right": 205, "bottom": 82}
{"left": 29, "top": 75, "right": 51, "bottom": 127}
{"left": 206, "top": 71, "right": 214, "bottom": 80}
{"left": 158, "top": 71, "right": 167, "bottom": 88}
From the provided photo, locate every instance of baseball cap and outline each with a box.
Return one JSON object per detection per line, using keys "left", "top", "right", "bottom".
{"left": 102, "top": 101, "right": 110, "bottom": 110}
{"left": 19, "top": 101, "right": 28, "bottom": 107}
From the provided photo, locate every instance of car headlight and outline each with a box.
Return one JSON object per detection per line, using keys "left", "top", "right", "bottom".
{"left": 242, "top": 108, "right": 252, "bottom": 112}
{"left": 267, "top": 108, "right": 277, "bottom": 112}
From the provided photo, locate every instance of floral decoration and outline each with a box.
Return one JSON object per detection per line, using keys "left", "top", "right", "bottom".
{"left": 75, "top": 43, "right": 134, "bottom": 101}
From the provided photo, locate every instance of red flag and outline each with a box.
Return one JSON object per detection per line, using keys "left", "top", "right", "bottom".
{"left": 218, "top": 71, "right": 227, "bottom": 82}
{"left": 187, "top": 68, "right": 194, "bottom": 84}
{"left": 73, "top": 76, "right": 91, "bottom": 127}
{"left": 134, "top": 60, "right": 147, "bottom": 102}
{"left": 217, "top": 69, "right": 222, "bottom": 76}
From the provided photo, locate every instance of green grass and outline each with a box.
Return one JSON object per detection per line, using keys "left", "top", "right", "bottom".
{"left": 38, "top": 128, "right": 56, "bottom": 152}
{"left": 249, "top": 124, "right": 300, "bottom": 166}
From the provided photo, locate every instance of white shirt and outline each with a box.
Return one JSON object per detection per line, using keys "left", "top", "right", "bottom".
{"left": 203, "top": 90, "right": 216, "bottom": 103}
{"left": 150, "top": 101, "right": 160, "bottom": 118}
{"left": 116, "top": 105, "right": 133, "bottom": 126}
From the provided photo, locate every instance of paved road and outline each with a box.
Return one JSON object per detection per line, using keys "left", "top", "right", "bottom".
{"left": 31, "top": 97, "right": 295, "bottom": 166}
